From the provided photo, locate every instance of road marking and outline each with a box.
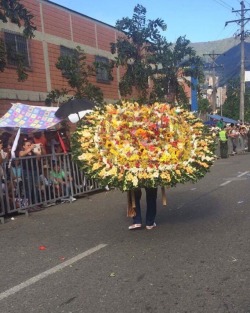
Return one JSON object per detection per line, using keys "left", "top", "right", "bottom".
{"left": 237, "top": 171, "right": 249, "bottom": 177}
{"left": 220, "top": 171, "right": 249, "bottom": 186}
{"left": 0, "top": 244, "right": 107, "bottom": 301}
{"left": 220, "top": 181, "right": 231, "bottom": 186}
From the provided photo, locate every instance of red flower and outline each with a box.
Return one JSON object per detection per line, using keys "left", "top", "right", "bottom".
{"left": 171, "top": 141, "right": 178, "bottom": 147}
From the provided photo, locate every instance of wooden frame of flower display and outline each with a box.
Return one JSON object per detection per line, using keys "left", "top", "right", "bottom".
{"left": 72, "top": 102, "right": 215, "bottom": 192}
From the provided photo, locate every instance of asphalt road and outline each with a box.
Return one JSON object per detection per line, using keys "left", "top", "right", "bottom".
{"left": 0, "top": 153, "right": 250, "bottom": 313}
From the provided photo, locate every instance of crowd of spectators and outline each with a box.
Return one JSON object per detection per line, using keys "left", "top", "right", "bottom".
{"left": 0, "top": 129, "right": 75, "bottom": 212}
{"left": 210, "top": 118, "right": 249, "bottom": 157}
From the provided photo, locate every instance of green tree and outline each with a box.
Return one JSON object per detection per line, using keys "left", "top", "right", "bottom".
{"left": 46, "top": 46, "right": 104, "bottom": 105}
{"left": 222, "top": 78, "right": 240, "bottom": 120}
{"left": 149, "top": 36, "right": 204, "bottom": 107}
{"left": 244, "top": 86, "right": 250, "bottom": 122}
{"left": 222, "top": 78, "right": 250, "bottom": 122}
{"left": 111, "top": 4, "right": 204, "bottom": 106}
{"left": 110, "top": 4, "right": 167, "bottom": 103}
{"left": 198, "top": 97, "right": 212, "bottom": 114}
{"left": 0, "top": 0, "right": 36, "bottom": 80}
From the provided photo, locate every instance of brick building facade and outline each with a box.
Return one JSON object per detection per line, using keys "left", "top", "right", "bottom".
{"left": 0, "top": 0, "right": 123, "bottom": 116}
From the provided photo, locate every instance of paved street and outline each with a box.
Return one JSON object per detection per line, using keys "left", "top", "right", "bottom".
{"left": 0, "top": 153, "right": 250, "bottom": 313}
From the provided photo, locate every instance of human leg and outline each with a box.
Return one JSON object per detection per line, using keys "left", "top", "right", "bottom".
{"left": 132, "top": 188, "right": 142, "bottom": 224}
{"left": 128, "top": 188, "right": 142, "bottom": 229}
{"left": 145, "top": 187, "right": 158, "bottom": 227}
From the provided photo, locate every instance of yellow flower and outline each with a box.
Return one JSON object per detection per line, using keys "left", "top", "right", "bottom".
{"left": 160, "top": 172, "right": 171, "bottom": 181}
{"left": 159, "top": 153, "right": 171, "bottom": 162}
{"left": 80, "top": 130, "right": 92, "bottom": 138}
{"left": 106, "top": 167, "right": 118, "bottom": 176}
{"left": 81, "top": 142, "right": 91, "bottom": 149}
{"left": 79, "top": 153, "right": 93, "bottom": 161}
{"left": 186, "top": 166, "right": 194, "bottom": 174}
{"left": 138, "top": 172, "right": 150, "bottom": 179}
{"left": 128, "top": 154, "right": 139, "bottom": 161}
{"left": 132, "top": 176, "right": 138, "bottom": 187}
{"left": 110, "top": 148, "right": 119, "bottom": 156}
{"left": 126, "top": 172, "right": 134, "bottom": 182}
{"left": 175, "top": 169, "right": 181, "bottom": 176}
{"left": 92, "top": 163, "right": 103, "bottom": 170}
{"left": 98, "top": 167, "right": 107, "bottom": 178}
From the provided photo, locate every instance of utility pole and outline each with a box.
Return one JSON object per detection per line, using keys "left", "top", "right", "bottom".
{"left": 225, "top": 1, "right": 250, "bottom": 123}
{"left": 203, "top": 51, "right": 224, "bottom": 113}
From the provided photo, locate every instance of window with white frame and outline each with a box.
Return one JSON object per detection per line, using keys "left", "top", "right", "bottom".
{"left": 95, "top": 56, "right": 110, "bottom": 83}
{"left": 4, "top": 31, "right": 30, "bottom": 67}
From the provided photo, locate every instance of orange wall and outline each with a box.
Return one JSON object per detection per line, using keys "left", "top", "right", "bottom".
{"left": 0, "top": 0, "right": 122, "bottom": 116}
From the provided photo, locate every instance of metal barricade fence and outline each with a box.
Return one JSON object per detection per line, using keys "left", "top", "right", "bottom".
{"left": 0, "top": 153, "right": 102, "bottom": 220}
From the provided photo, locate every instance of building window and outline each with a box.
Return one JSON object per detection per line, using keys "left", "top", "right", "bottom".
{"left": 59, "top": 46, "right": 77, "bottom": 77}
{"left": 4, "top": 31, "right": 30, "bottom": 67}
{"left": 95, "top": 56, "right": 110, "bottom": 83}
{"left": 60, "top": 46, "right": 75, "bottom": 58}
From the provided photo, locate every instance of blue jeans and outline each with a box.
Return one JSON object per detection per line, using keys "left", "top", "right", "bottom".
{"left": 133, "top": 188, "right": 157, "bottom": 226}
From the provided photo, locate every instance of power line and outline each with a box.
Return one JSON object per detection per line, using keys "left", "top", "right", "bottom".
{"left": 225, "top": 1, "right": 250, "bottom": 122}
{"left": 212, "top": 0, "right": 233, "bottom": 10}
{"left": 211, "top": 0, "right": 242, "bottom": 40}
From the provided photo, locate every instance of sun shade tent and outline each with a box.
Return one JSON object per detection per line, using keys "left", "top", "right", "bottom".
{"left": 207, "top": 114, "right": 238, "bottom": 124}
{"left": 0, "top": 103, "right": 63, "bottom": 160}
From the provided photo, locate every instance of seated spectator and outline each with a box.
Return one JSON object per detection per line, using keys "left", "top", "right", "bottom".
{"left": 50, "top": 162, "right": 76, "bottom": 201}
{"left": 40, "top": 165, "right": 54, "bottom": 204}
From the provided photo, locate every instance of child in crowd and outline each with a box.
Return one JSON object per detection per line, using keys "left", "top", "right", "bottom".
{"left": 50, "top": 162, "right": 76, "bottom": 201}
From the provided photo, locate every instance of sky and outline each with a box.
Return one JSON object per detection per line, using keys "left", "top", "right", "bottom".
{"left": 49, "top": 0, "right": 250, "bottom": 43}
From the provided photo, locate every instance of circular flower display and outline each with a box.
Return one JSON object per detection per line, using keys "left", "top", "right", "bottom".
{"left": 72, "top": 102, "right": 215, "bottom": 191}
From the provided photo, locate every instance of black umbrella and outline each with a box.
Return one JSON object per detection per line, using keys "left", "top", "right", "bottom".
{"left": 55, "top": 98, "right": 96, "bottom": 119}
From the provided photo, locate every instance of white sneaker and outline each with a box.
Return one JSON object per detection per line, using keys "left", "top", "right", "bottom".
{"left": 146, "top": 223, "right": 157, "bottom": 230}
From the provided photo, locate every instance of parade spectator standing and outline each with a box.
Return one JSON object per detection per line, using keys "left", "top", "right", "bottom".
{"left": 216, "top": 118, "right": 224, "bottom": 129}
{"left": 0, "top": 139, "right": 8, "bottom": 192}
{"left": 19, "top": 138, "right": 42, "bottom": 206}
{"left": 239, "top": 126, "right": 247, "bottom": 152}
{"left": 45, "top": 131, "right": 60, "bottom": 162}
{"left": 129, "top": 188, "right": 158, "bottom": 230}
{"left": 33, "top": 131, "right": 47, "bottom": 154}
{"left": 228, "top": 123, "right": 239, "bottom": 155}
{"left": 247, "top": 128, "right": 250, "bottom": 152}
{"left": 219, "top": 126, "right": 228, "bottom": 158}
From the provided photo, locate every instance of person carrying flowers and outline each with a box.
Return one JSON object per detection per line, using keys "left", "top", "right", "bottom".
{"left": 128, "top": 187, "right": 157, "bottom": 230}
{"left": 72, "top": 102, "right": 215, "bottom": 231}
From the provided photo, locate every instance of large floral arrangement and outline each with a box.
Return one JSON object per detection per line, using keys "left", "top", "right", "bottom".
{"left": 72, "top": 102, "right": 215, "bottom": 191}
